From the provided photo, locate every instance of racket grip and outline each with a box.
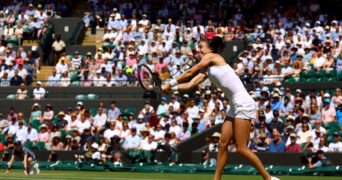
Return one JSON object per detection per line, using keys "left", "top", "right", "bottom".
{"left": 171, "top": 86, "right": 178, "bottom": 91}
{"left": 170, "top": 79, "right": 178, "bottom": 86}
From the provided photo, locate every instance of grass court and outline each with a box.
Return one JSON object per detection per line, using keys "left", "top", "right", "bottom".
{"left": 2, "top": 170, "right": 342, "bottom": 180}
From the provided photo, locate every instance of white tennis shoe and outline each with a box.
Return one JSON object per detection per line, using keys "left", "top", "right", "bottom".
{"left": 271, "top": 176, "right": 280, "bottom": 180}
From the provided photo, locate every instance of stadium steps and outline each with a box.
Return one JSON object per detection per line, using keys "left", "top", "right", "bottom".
{"left": 81, "top": 27, "right": 104, "bottom": 49}
{"left": 34, "top": 66, "right": 55, "bottom": 86}
{"left": 22, "top": 39, "right": 39, "bottom": 47}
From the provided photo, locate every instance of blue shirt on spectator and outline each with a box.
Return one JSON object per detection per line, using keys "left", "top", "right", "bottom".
{"left": 268, "top": 140, "right": 286, "bottom": 152}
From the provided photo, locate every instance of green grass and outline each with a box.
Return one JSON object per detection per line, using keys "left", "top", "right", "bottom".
{"left": 2, "top": 170, "right": 342, "bottom": 180}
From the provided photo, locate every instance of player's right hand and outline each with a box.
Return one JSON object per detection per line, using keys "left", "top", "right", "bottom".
{"left": 161, "top": 84, "right": 171, "bottom": 94}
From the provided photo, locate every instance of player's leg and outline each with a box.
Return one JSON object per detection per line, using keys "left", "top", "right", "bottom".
{"left": 233, "top": 118, "right": 272, "bottom": 180}
{"left": 213, "top": 118, "right": 233, "bottom": 180}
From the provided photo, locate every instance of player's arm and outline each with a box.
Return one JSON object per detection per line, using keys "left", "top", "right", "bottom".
{"left": 177, "top": 72, "right": 207, "bottom": 92}
{"left": 163, "top": 53, "right": 213, "bottom": 93}
{"left": 5, "top": 154, "right": 15, "bottom": 174}
{"left": 175, "top": 53, "right": 212, "bottom": 84}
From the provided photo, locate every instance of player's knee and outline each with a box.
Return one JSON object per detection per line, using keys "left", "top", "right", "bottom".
{"left": 218, "top": 140, "right": 229, "bottom": 150}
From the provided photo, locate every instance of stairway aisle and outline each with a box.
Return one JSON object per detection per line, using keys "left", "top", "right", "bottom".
{"left": 34, "top": 66, "right": 55, "bottom": 86}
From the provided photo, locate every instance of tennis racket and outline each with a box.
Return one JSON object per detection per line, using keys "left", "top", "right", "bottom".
{"left": 138, "top": 64, "right": 162, "bottom": 92}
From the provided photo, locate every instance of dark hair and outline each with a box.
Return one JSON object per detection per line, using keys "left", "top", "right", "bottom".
{"left": 200, "top": 36, "right": 225, "bottom": 53}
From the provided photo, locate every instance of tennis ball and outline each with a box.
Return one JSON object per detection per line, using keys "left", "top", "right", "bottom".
{"left": 126, "top": 68, "right": 133, "bottom": 75}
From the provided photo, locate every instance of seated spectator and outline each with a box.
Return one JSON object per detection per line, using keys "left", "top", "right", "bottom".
{"left": 139, "top": 134, "right": 158, "bottom": 163}
{"left": 59, "top": 72, "right": 70, "bottom": 87}
{"left": 268, "top": 129, "right": 285, "bottom": 152}
{"left": 16, "top": 83, "right": 27, "bottom": 100}
{"left": 113, "top": 69, "right": 128, "bottom": 86}
{"left": 32, "top": 81, "right": 46, "bottom": 100}
{"left": 200, "top": 149, "right": 216, "bottom": 166}
{"left": 321, "top": 98, "right": 336, "bottom": 125}
{"left": 103, "top": 121, "right": 121, "bottom": 143}
{"left": 50, "top": 134, "right": 64, "bottom": 151}
{"left": 308, "top": 150, "right": 332, "bottom": 169}
{"left": 314, "top": 137, "right": 329, "bottom": 153}
{"left": 92, "top": 70, "right": 106, "bottom": 87}
{"left": 26, "top": 123, "right": 38, "bottom": 143}
{"left": 29, "top": 103, "right": 42, "bottom": 122}
{"left": 10, "top": 70, "right": 24, "bottom": 86}
{"left": 208, "top": 132, "right": 220, "bottom": 152}
{"left": 55, "top": 111, "right": 68, "bottom": 130}
{"left": 328, "top": 132, "right": 342, "bottom": 152}
{"left": 285, "top": 133, "right": 302, "bottom": 152}
{"left": 92, "top": 107, "right": 107, "bottom": 135}
{"left": 42, "top": 104, "right": 54, "bottom": 121}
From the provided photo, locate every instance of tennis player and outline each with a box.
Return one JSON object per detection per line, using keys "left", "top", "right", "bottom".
{"left": 5, "top": 141, "right": 39, "bottom": 175}
{"left": 162, "top": 36, "right": 279, "bottom": 180}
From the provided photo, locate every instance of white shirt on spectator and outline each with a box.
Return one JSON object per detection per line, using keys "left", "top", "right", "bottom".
{"left": 103, "top": 128, "right": 121, "bottom": 141}
{"left": 92, "top": 75, "right": 106, "bottom": 87}
{"left": 93, "top": 113, "right": 107, "bottom": 127}
{"left": 26, "top": 128, "right": 38, "bottom": 142}
{"left": 77, "top": 120, "right": 91, "bottom": 134}
{"left": 15, "top": 126, "right": 27, "bottom": 142}
{"left": 55, "top": 63, "right": 68, "bottom": 75}
{"left": 33, "top": 87, "right": 46, "bottom": 100}
{"left": 328, "top": 141, "right": 342, "bottom": 152}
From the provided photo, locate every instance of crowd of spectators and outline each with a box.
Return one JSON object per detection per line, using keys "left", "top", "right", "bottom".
{"left": 0, "top": 84, "right": 342, "bottom": 163}
{"left": 1, "top": 0, "right": 342, "bottom": 164}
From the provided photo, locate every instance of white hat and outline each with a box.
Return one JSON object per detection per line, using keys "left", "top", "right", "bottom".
{"left": 296, "top": 89, "right": 301, "bottom": 93}
{"left": 36, "top": 81, "right": 42, "bottom": 85}
{"left": 77, "top": 101, "right": 83, "bottom": 106}
{"left": 138, "top": 114, "right": 144, "bottom": 119}
{"left": 96, "top": 69, "right": 101, "bottom": 73}
{"left": 199, "top": 109, "right": 205, "bottom": 113}
{"left": 275, "top": 82, "right": 282, "bottom": 86}
{"left": 32, "top": 46, "right": 37, "bottom": 51}
{"left": 211, "top": 132, "right": 221, "bottom": 138}
{"left": 183, "top": 94, "right": 189, "bottom": 98}
{"left": 324, "top": 93, "right": 330, "bottom": 97}
{"left": 91, "top": 143, "right": 99, "bottom": 149}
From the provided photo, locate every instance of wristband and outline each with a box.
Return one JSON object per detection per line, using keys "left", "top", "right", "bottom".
{"left": 169, "top": 79, "right": 178, "bottom": 87}
{"left": 171, "top": 86, "right": 178, "bottom": 91}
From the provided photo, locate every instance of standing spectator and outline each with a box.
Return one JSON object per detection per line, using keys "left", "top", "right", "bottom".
{"left": 51, "top": 34, "right": 65, "bottom": 65}
{"left": 16, "top": 83, "right": 27, "bottom": 100}
{"left": 32, "top": 81, "right": 46, "bottom": 100}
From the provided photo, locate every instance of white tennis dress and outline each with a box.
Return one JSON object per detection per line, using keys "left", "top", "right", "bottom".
{"left": 207, "top": 64, "right": 256, "bottom": 120}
